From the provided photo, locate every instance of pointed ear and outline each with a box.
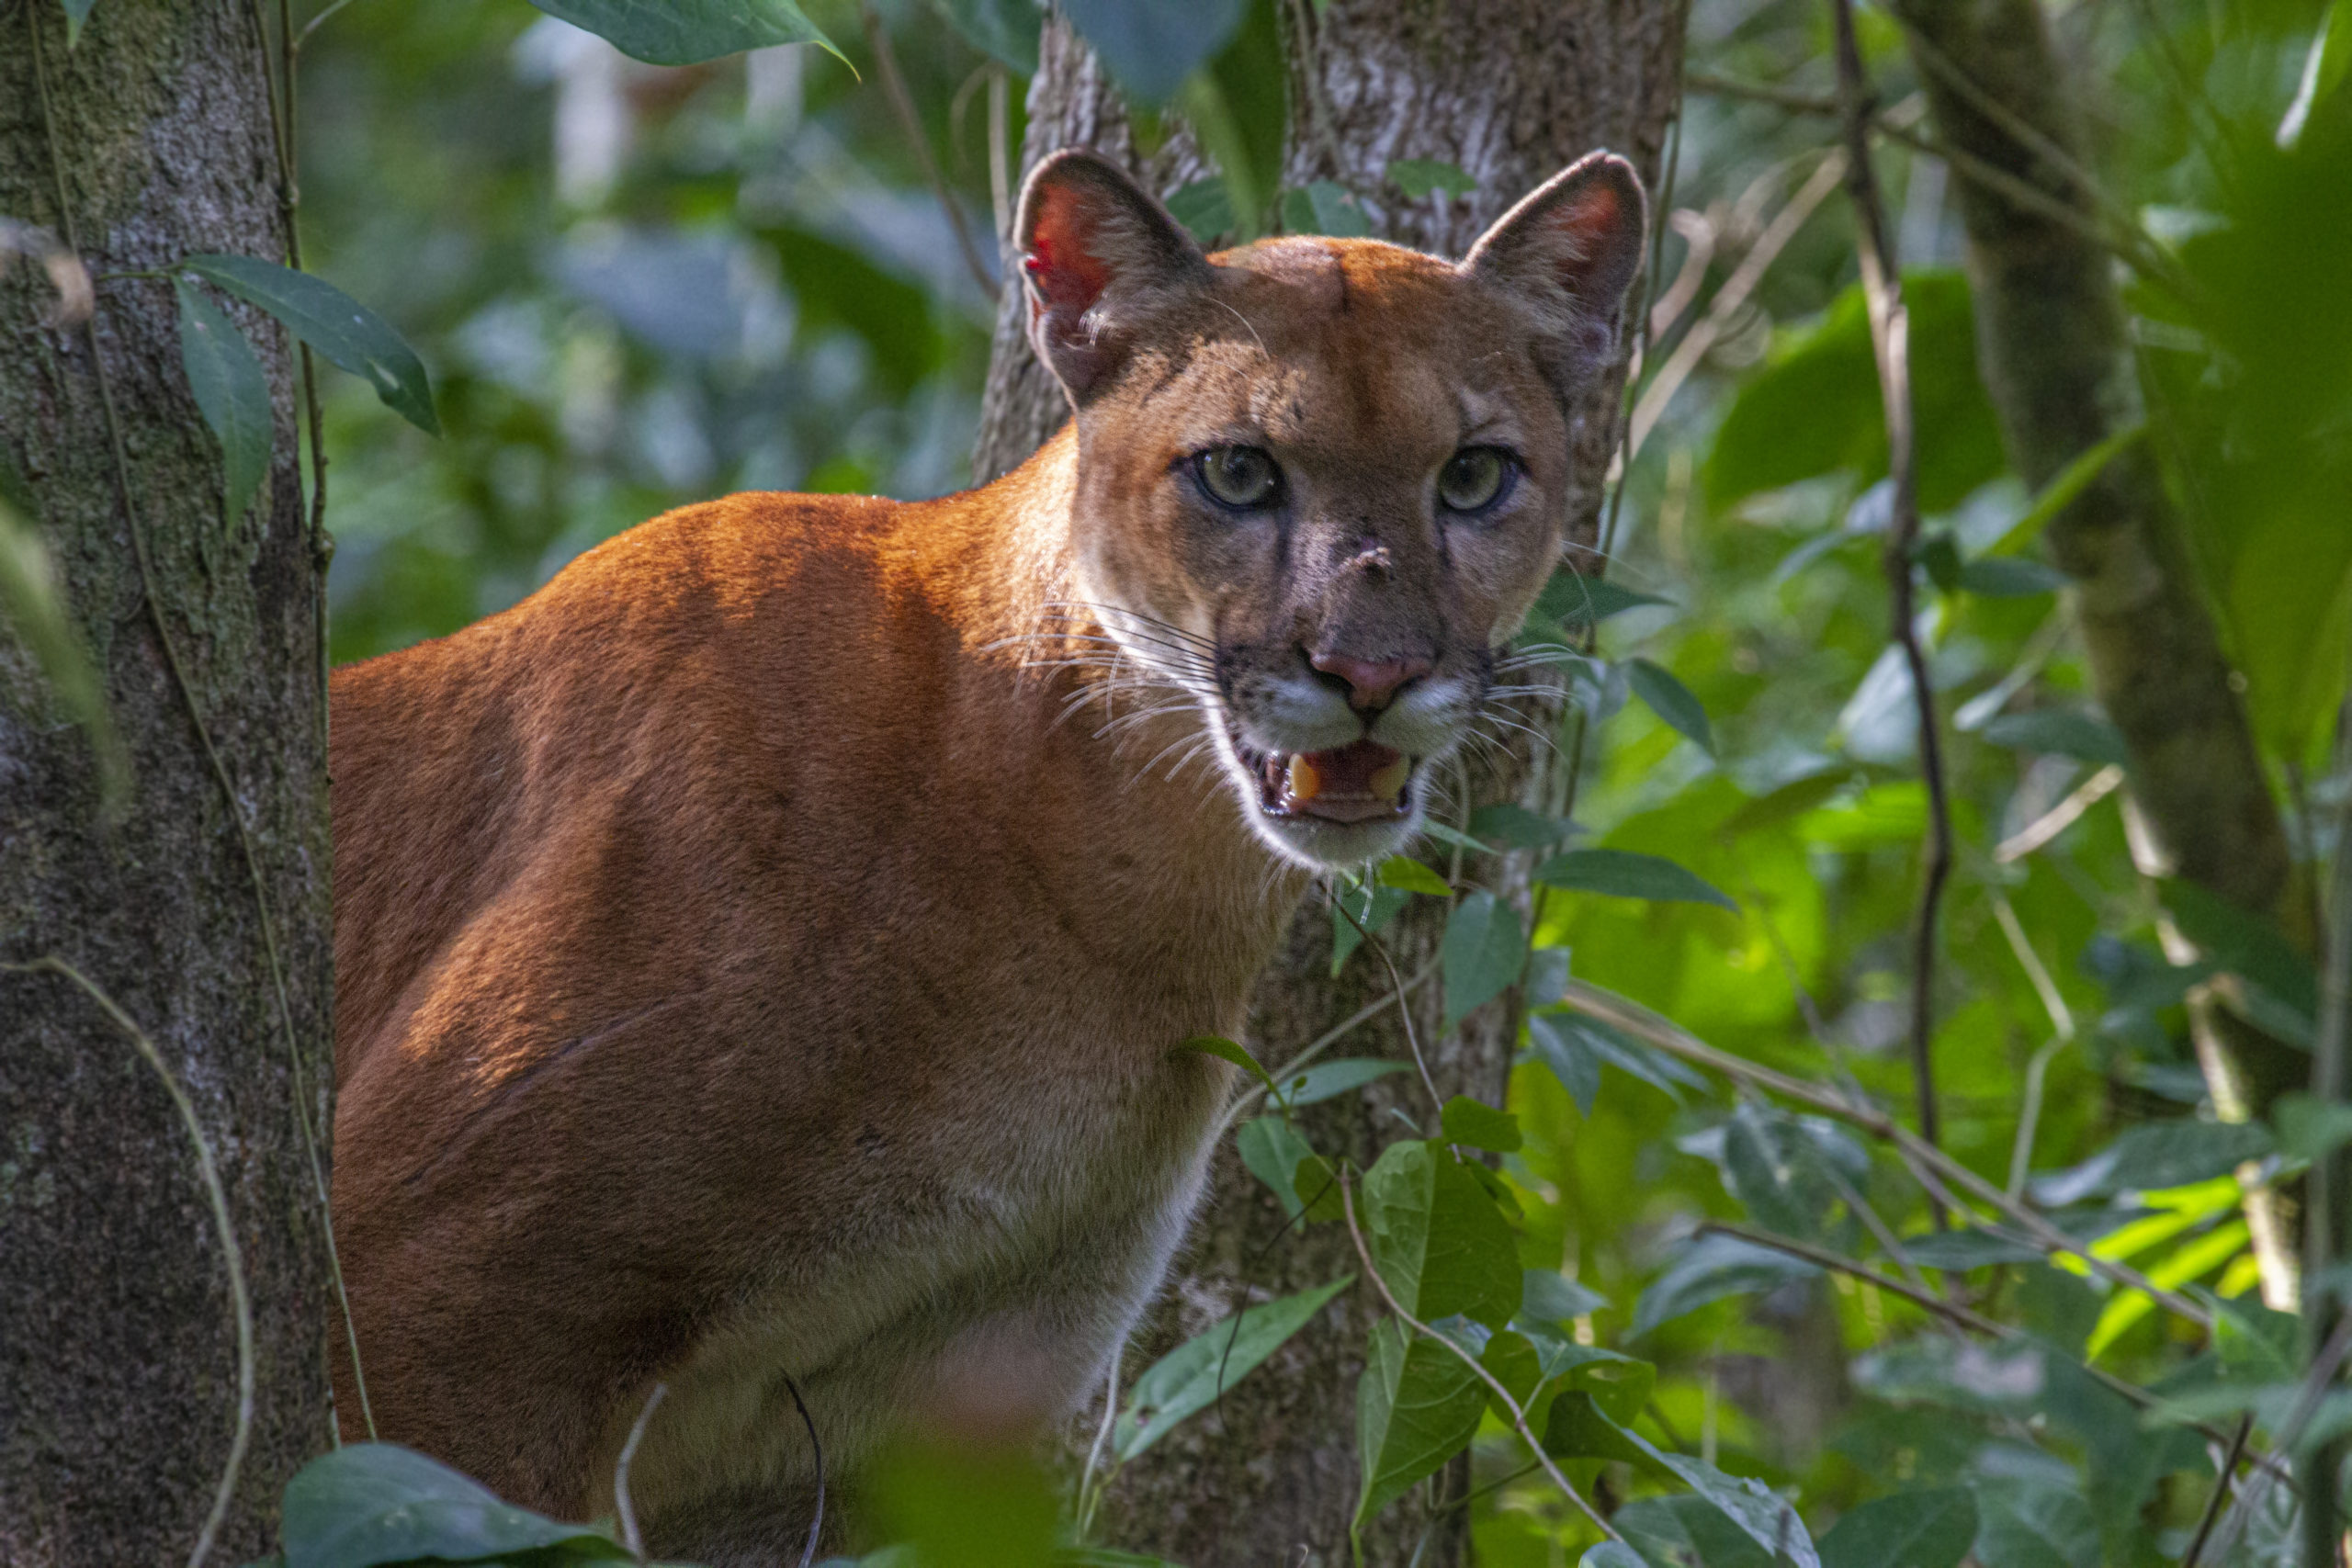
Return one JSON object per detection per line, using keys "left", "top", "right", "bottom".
{"left": 1015, "top": 149, "right": 1212, "bottom": 403}
{"left": 1463, "top": 151, "right": 1649, "bottom": 389}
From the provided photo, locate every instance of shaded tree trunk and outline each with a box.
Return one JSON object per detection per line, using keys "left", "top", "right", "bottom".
{"left": 0, "top": 3, "right": 336, "bottom": 1563}
{"left": 974, "top": 6, "right": 1684, "bottom": 1562}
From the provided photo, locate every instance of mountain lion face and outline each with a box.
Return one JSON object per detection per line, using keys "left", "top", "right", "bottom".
{"left": 1018, "top": 151, "right": 1647, "bottom": 869}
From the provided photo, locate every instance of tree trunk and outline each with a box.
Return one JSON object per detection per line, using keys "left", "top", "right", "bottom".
{"left": 1892, "top": 0, "right": 2306, "bottom": 1300}
{"left": 0, "top": 4, "right": 336, "bottom": 1564}
{"left": 974, "top": 7, "right": 1684, "bottom": 1562}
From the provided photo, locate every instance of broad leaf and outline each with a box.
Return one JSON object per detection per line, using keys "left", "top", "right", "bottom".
{"left": 1550, "top": 1393, "right": 1820, "bottom": 1568}
{"left": 1280, "top": 180, "right": 1371, "bottom": 238}
{"left": 1113, "top": 1277, "right": 1351, "bottom": 1461}
{"left": 1632, "top": 1231, "right": 1816, "bottom": 1337}
{"left": 1477, "top": 1327, "right": 1543, "bottom": 1417}
{"left": 929, "top": 0, "right": 1041, "bottom": 72}
{"left": 1354, "top": 1318, "right": 1485, "bottom": 1528}
{"left": 1527, "top": 1010, "right": 1704, "bottom": 1111}
{"left": 1178, "top": 0, "right": 1285, "bottom": 240}
{"left": 1517, "top": 1269, "right": 1607, "bottom": 1331}
{"left": 526, "top": 0, "right": 847, "bottom": 67}
{"left": 1899, "top": 1227, "right": 2045, "bottom": 1270}
{"left": 1441, "top": 891, "right": 1525, "bottom": 1029}
{"left": 1281, "top": 1057, "right": 1409, "bottom": 1107}
{"left": 1957, "top": 555, "right": 2067, "bottom": 597}
{"left": 1330, "top": 877, "right": 1408, "bottom": 974}
{"left": 1617, "top": 1495, "right": 1779, "bottom": 1568}
{"left": 1377, "top": 855, "right": 1452, "bottom": 896}
{"left": 1468, "top": 803, "right": 1577, "bottom": 849}
{"left": 1171, "top": 1034, "right": 1277, "bottom": 1098}
{"left": 182, "top": 255, "right": 440, "bottom": 435}
{"left": 2029, "top": 1118, "right": 2273, "bottom": 1205}
{"left": 1818, "top": 1486, "right": 1977, "bottom": 1568}
{"left": 175, "top": 276, "right": 272, "bottom": 529}
{"left": 1978, "top": 709, "right": 2130, "bottom": 767}
{"left": 1540, "top": 1341, "right": 1656, "bottom": 1427}
{"left": 1361, "top": 1139, "right": 1521, "bottom": 1329}
{"left": 1440, "top": 1095, "right": 1521, "bottom": 1154}
{"left": 62, "top": 0, "right": 97, "bottom": 45}
{"left": 1236, "top": 1114, "right": 1317, "bottom": 1217}
{"left": 1968, "top": 1477, "right": 2098, "bottom": 1568}
{"left": 1058, "top": 0, "right": 1245, "bottom": 103}
{"left": 1626, "top": 657, "right": 1714, "bottom": 755}
{"left": 280, "top": 1443, "right": 628, "bottom": 1568}
{"left": 1535, "top": 570, "right": 1673, "bottom": 630}
{"left": 1580, "top": 1546, "right": 1647, "bottom": 1568}
{"left": 1388, "top": 158, "right": 1476, "bottom": 197}
{"left": 1534, "top": 848, "right": 1736, "bottom": 911}
{"left": 1164, "top": 180, "right": 1236, "bottom": 247}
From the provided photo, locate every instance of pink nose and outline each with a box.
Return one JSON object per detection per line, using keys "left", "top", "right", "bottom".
{"left": 1309, "top": 650, "right": 1432, "bottom": 711}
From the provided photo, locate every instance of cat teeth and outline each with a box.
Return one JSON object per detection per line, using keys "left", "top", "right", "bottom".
{"left": 1286, "top": 752, "right": 1322, "bottom": 803}
{"left": 1370, "top": 753, "right": 1411, "bottom": 803}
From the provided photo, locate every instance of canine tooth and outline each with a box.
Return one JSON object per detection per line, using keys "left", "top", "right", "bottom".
{"left": 1370, "top": 753, "right": 1411, "bottom": 802}
{"left": 1286, "top": 752, "right": 1322, "bottom": 803}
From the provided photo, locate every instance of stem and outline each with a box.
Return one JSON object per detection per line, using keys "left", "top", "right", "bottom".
{"left": 1219, "top": 954, "right": 1441, "bottom": 1137}
{"left": 2179, "top": 1416, "right": 2256, "bottom": 1568}
{"left": 1340, "top": 1168, "right": 1622, "bottom": 1543}
{"left": 861, "top": 2, "right": 995, "bottom": 298}
{"left": 613, "top": 1382, "right": 668, "bottom": 1560}
{"left": 1831, "top": 0, "right": 1954, "bottom": 1217}
{"left": 2299, "top": 705, "right": 2352, "bottom": 1568}
{"left": 1331, "top": 897, "right": 1445, "bottom": 1115}
{"left": 7, "top": 959, "right": 254, "bottom": 1568}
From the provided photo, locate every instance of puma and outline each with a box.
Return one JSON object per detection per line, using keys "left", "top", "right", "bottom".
{"left": 330, "top": 147, "right": 1645, "bottom": 1561}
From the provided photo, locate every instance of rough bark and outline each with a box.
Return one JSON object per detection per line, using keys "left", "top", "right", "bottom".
{"left": 974, "top": 7, "right": 1684, "bottom": 1562}
{"left": 0, "top": 3, "right": 337, "bottom": 1564}
{"left": 1894, "top": 0, "right": 2304, "bottom": 1112}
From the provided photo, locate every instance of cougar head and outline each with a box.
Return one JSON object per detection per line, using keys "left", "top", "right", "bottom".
{"left": 1017, "top": 148, "right": 1646, "bottom": 871}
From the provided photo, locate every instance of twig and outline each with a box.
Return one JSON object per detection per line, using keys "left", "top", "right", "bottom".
{"left": 2297, "top": 707, "right": 2352, "bottom": 1566}
{"left": 28, "top": 0, "right": 375, "bottom": 1438}
{"left": 780, "top": 1370, "right": 825, "bottom": 1568}
{"left": 2199, "top": 1312, "right": 2352, "bottom": 1566}
{"left": 1075, "top": 1341, "right": 1123, "bottom": 1540}
{"left": 1218, "top": 955, "right": 1442, "bottom": 1136}
{"left": 1330, "top": 898, "right": 1444, "bottom": 1114}
{"left": 7, "top": 958, "right": 253, "bottom": 1568}
{"left": 1832, "top": 0, "right": 1954, "bottom": 1213}
{"left": 861, "top": 2, "right": 995, "bottom": 298}
{"left": 614, "top": 1382, "right": 668, "bottom": 1559}
{"left": 2180, "top": 1416, "right": 2255, "bottom": 1568}
{"left": 1684, "top": 70, "right": 1839, "bottom": 116}
{"left": 1554, "top": 979, "right": 2219, "bottom": 1329}
{"left": 1596, "top": 107, "right": 1679, "bottom": 568}
{"left": 1995, "top": 763, "right": 2124, "bottom": 863}
{"left": 1340, "top": 1168, "right": 1622, "bottom": 1542}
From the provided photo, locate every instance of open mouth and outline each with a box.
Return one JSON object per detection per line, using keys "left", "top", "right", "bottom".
{"left": 1238, "top": 737, "right": 1416, "bottom": 825}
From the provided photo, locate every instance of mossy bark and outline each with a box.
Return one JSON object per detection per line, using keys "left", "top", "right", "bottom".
{"left": 973, "top": 6, "right": 1685, "bottom": 1560}
{"left": 0, "top": 3, "right": 336, "bottom": 1563}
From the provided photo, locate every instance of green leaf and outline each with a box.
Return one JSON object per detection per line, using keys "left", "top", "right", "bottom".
{"left": 181, "top": 255, "right": 440, "bottom": 435}
{"left": 526, "top": 0, "right": 848, "bottom": 68}
{"left": 1387, "top": 158, "right": 1476, "bottom": 197}
{"left": 1236, "top": 1114, "right": 1317, "bottom": 1217}
{"left": 1293, "top": 1155, "right": 1344, "bottom": 1222}
{"left": 1527, "top": 1010, "right": 1703, "bottom": 1109}
{"left": 1632, "top": 1232, "right": 1816, "bottom": 1337}
{"left": 1478, "top": 1327, "right": 1543, "bottom": 1417}
{"left": 1419, "top": 821, "right": 1492, "bottom": 855}
{"left": 1170, "top": 1034, "right": 1278, "bottom": 1098}
{"left": 1517, "top": 1269, "right": 1606, "bottom": 1331}
{"left": 280, "top": 1443, "right": 629, "bottom": 1568}
{"left": 1113, "top": 1276, "right": 1351, "bottom": 1461}
{"left": 1440, "top": 1095, "right": 1521, "bottom": 1153}
{"left": 2162, "top": 878, "right": 2321, "bottom": 1031}
{"left": 1709, "top": 1103, "right": 1860, "bottom": 1242}
{"left": 1377, "top": 855, "right": 1453, "bottom": 896}
{"left": 1543, "top": 1341, "right": 1656, "bottom": 1427}
{"left": 0, "top": 495, "right": 129, "bottom": 816}
{"left": 1535, "top": 570, "right": 1673, "bottom": 629}
{"left": 174, "top": 277, "right": 272, "bottom": 530}
{"left": 1354, "top": 1318, "right": 1485, "bottom": 1529}
{"left": 1968, "top": 1478, "right": 2097, "bottom": 1568}
{"left": 1059, "top": 0, "right": 1245, "bottom": 103}
{"left": 929, "top": 0, "right": 1041, "bottom": 72}
{"left": 1467, "top": 803, "right": 1577, "bottom": 849}
{"left": 1442, "top": 891, "right": 1525, "bottom": 1029}
{"left": 1819, "top": 1487, "right": 1978, "bottom": 1568}
{"left": 1706, "top": 270, "right": 2004, "bottom": 513}
{"left": 1331, "top": 875, "right": 1408, "bottom": 974}
{"left": 1957, "top": 555, "right": 2067, "bottom": 597}
{"left": 1177, "top": 0, "right": 1285, "bottom": 241}
{"left": 1977, "top": 708, "right": 2130, "bottom": 767}
{"left": 1580, "top": 1542, "right": 1647, "bottom": 1568}
{"left": 1626, "top": 658, "right": 1714, "bottom": 755}
{"left": 1163, "top": 179, "right": 1236, "bottom": 247}
{"left": 1988, "top": 423, "right": 2144, "bottom": 555}
{"left": 1281, "top": 1057, "right": 1410, "bottom": 1106}
{"left": 1533, "top": 848, "right": 1736, "bottom": 910}
{"left": 1550, "top": 1394, "right": 1821, "bottom": 1568}
{"left": 2030, "top": 1118, "right": 2274, "bottom": 1205}
{"left": 1361, "top": 1139, "right": 1522, "bottom": 1329}
{"left": 1617, "top": 1495, "right": 1778, "bottom": 1568}
{"left": 61, "top": 0, "right": 96, "bottom": 45}
{"left": 1280, "top": 180, "right": 1372, "bottom": 238}
{"left": 2275, "top": 1092, "right": 2352, "bottom": 1161}
{"left": 1541, "top": 1390, "right": 1666, "bottom": 1472}
{"left": 1898, "top": 1227, "right": 2044, "bottom": 1269}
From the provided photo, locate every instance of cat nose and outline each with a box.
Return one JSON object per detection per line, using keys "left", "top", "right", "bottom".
{"left": 1308, "top": 650, "right": 1433, "bottom": 712}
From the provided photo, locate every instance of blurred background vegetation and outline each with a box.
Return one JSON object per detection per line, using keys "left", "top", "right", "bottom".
{"left": 290, "top": 0, "right": 2350, "bottom": 1561}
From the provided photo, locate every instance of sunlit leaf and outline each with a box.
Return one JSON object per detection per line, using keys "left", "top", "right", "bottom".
{"left": 1377, "top": 855, "right": 1452, "bottom": 896}
{"left": 1114, "top": 1276, "right": 1351, "bottom": 1461}
{"left": 174, "top": 276, "right": 272, "bottom": 530}
{"left": 527, "top": 0, "right": 848, "bottom": 68}
{"left": 1170, "top": 1034, "right": 1278, "bottom": 1098}
{"left": 182, "top": 255, "right": 440, "bottom": 435}
{"left": 1534, "top": 848, "right": 1736, "bottom": 910}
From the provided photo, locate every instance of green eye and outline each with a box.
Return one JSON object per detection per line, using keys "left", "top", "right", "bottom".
{"left": 1196, "top": 446, "right": 1283, "bottom": 510}
{"left": 1438, "top": 447, "right": 1514, "bottom": 513}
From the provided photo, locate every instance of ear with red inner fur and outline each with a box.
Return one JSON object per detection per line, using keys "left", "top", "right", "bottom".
{"left": 1462, "top": 150, "right": 1651, "bottom": 392}
{"left": 1014, "top": 148, "right": 1212, "bottom": 403}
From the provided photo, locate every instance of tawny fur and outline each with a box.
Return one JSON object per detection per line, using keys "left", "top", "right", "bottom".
{"left": 331, "top": 150, "right": 1644, "bottom": 1562}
